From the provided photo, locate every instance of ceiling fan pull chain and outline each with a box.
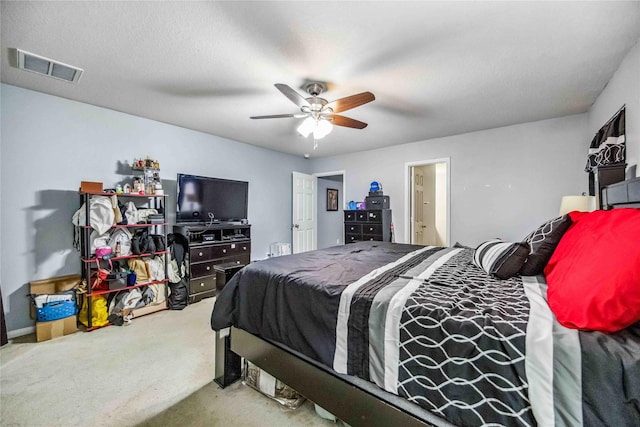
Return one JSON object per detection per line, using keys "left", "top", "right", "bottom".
{"left": 313, "top": 137, "right": 318, "bottom": 150}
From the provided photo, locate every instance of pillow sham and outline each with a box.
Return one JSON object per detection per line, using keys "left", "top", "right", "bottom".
{"left": 453, "top": 242, "right": 473, "bottom": 249}
{"left": 519, "top": 214, "right": 572, "bottom": 276}
{"left": 544, "top": 208, "right": 640, "bottom": 333}
{"left": 473, "top": 239, "right": 529, "bottom": 280}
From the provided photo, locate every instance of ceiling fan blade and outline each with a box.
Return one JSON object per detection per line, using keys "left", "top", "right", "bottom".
{"left": 250, "top": 114, "right": 298, "bottom": 119}
{"left": 329, "top": 115, "right": 368, "bottom": 129}
{"left": 274, "top": 84, "right": 310, "bottom": 109}
{"left": 324, "top": 92, "right": 375, "bottom": 114}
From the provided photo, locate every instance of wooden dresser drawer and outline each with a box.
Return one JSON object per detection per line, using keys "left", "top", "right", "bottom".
{"left": 345, "top": 233, "right": 361, "bottom": 243}
{"left": 231, "top": 242, "right": 251, "bottom": 255}
{"left": 362, "top": 235, "right": 382, "bottom": 242}
{"left": 362, "top": 224, "right": 382, "bottom": 235}
{"left": 345, "top": 223, "right": 361, "bottom": 234}
{"left": 356, "top": 211, "right": 367, "bottom": 222}
{"left": 211, "top": 244, "right": 234, "bottom": 258}
{"left": 344, "top": 211, "right": 356, "bottom": 222}
{"left": 209, "top": 242, "right": 252, "bottom": 258}
{"left": 218, "top": 254, "right": 251, "bottom": 267}
{"left": 190, "top": 275, "right": 216, "bottom": 295}
{"left": 190, "top": 246, "right": 211, "bottom": 261}
{"left": 190, "top": 261, "right": 216, "bottom": 278}
{"left": 366, "top": 210, "right": 383, "bottom": 222}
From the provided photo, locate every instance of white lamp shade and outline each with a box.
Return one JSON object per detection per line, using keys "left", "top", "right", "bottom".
{"left": 297, "top": 117, "right": 315, "bottom": 138}
{"left": 314, "top": 119, "right": 333, "bottom": 139}
{"left": 559, "top": 195, "right": 596, "bottom": 215}
{"left": 297, "top": 117, "right": 333, "bottom": 140}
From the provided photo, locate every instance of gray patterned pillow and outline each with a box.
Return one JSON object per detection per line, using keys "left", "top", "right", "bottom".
{"left": 520, "top": 215, "right": 572, "bottom": 276}
{"left": 473, "top": 239, "right": 529, "bottom": 280}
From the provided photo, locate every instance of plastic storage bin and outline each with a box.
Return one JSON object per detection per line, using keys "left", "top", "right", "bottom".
{"left": 36, "top": 300, "right": 77, "bottom": 322}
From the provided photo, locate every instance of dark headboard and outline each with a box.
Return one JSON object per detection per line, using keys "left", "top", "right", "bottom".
{"left": 602, "top": 176, "right": 640, "bottom": 209}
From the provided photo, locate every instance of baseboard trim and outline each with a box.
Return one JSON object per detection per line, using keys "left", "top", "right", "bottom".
{"left": 7, "top": 326, "right": 35, "bottom": 339}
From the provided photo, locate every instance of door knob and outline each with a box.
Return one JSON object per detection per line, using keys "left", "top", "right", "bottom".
{"left": 293, "top": 224, "right": 299, "bottom": 229}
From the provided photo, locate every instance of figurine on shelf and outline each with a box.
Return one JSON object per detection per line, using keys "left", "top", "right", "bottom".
{"left": 133, "top": 177, "right": 145, "bottom": 194}
{"left": 131, "top": 157, "right": 160, "bottom": 171}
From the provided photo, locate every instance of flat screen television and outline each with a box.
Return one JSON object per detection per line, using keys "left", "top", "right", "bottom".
{"left": 176, "top": 174, "right": 248, "bottom": 223}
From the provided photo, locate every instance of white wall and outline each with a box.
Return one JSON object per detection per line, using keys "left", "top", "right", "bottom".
{"left": 434, "top": 162, "right": 447, "bottom": 246}
{"left": 316, "top": 176, "right": 344, "bottom": 249}
{"left": 0, "top": 84, "right": 309, "bottom": 333}
{"left": 311, "top": 114, "right": 588, "bottom": 247}
{"left": 588, "top": 38, "right": 640, "bottom": 177}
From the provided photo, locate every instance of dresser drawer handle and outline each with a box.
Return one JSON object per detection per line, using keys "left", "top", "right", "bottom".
{"left": 200, "top": 282, "right": 205, "bottom": 287}
{"left": 223, "top": 249, "right": 227, "bottom": 253}
{"left": 243, "top": 246, "right": 247, "bottom": 250}
{"left": 206, "top": 266, "right": 211, "bottom": 271}
{"left": 369, "top": 237, "right": 374, "bottom": 241}
{"left": 369, "top": 227, "right": 374, "bottom": 231}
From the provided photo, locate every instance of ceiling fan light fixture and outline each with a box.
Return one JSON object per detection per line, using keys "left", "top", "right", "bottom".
{"left": 314, "top": 119, "right": 333, "bottom": 139}
{"left": 297, "top": 117, "right": 316, "bottom": 138}
{"left": 253, "top": 82, "right": 373, "bottom": 145}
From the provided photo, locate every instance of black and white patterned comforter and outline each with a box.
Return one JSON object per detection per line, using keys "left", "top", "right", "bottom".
{"left": 211, "top": 242, "right": 640, "bottom": 427}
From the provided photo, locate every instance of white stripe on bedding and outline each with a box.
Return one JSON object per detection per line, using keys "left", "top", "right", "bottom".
{"left": 522, "top": 276, "right": 555, "bottom": 427}
{"left": 524, "top": 276, "right": 583, "bottom": 427}
{"left": 383, "top": 248, "right": 461, "bottom": 393}
{"left": 333, "top": 246, "right": 433, "bottom": 373}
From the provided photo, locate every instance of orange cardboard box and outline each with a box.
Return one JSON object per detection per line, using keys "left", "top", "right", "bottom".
{"left": 36, "top": 316, "right": 77, "bottom": 343}
{"left": 80, "top": 181, "right": 103, "bottom": 193}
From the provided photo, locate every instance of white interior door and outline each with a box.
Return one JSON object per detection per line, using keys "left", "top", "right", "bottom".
{"left": 292, "top": 171, "right": 317, "bottom": 253}
{"left": 412, "top": 167, "right": 425, "bottom": 244}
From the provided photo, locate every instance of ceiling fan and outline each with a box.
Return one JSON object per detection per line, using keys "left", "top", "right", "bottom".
{"left": 250, "top": 82, "right": 375, "bottom": 148}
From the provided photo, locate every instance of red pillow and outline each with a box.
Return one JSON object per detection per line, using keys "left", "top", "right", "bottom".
{"left": 544, "top": 208, "right": 640, "bottom": 333}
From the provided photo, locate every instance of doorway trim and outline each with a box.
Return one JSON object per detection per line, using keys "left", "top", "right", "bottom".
{"left": 314, "top": 170, "right": 346, "bottom": 247}
{"left": 313, "top": 170, "right": 347, "bottom": 213}
{"left": 403, "top": 158, "right": 451, "bottom": 246}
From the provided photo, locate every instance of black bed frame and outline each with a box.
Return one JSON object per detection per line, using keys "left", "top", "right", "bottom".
{"left": 213, "top": 176, "right": 640, "bottom": 427}
{"left": 215, "top": 327, "right": 450, "bottom": 427}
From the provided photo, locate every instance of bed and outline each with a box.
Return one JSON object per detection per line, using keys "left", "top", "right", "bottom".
{"left": 210, "top": 188, "right": 640, "bottom": 427}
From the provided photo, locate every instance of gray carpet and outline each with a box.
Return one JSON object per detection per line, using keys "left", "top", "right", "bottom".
{"left": 0, "top": 298, "right": 340, "bottom": 426}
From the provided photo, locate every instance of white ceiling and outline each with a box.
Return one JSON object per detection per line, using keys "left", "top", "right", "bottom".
{"left": 2, "top": 1, "right": 639, "bottom": 158}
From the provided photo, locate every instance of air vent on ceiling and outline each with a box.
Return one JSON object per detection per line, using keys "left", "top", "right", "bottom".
{"left": 16, "top": 49, "right": 83, "bottom": 83}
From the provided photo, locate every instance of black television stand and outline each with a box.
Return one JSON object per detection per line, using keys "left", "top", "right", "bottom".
{"left": 173, "top": 223, "right": 251, "bottom": 303}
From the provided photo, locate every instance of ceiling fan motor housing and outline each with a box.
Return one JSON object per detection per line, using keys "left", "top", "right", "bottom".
{"left": 304, "top": 82, "right": 327, "bottom": 96}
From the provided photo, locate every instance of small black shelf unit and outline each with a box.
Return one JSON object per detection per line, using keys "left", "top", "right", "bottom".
{"left": 79, "top": 191, "right": 169, "bottom": 330}
{"left": 173, "top": 222, "right": 251, "bottom": 303}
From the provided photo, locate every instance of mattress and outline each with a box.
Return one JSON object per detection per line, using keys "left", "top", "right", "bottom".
{"left": 211, "top": 241, "right": 640, "bottom": 426}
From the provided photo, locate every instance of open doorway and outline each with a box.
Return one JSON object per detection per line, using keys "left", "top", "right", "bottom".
{"left": 404, "top": 159, "right": 450, "bottom": 246}
{"left": 315, "top": 170, "right": 346, "bottom": 249}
